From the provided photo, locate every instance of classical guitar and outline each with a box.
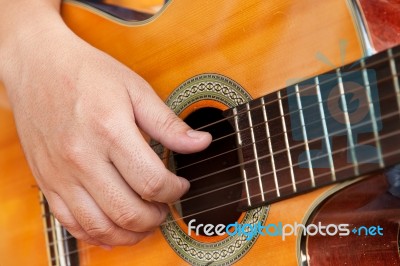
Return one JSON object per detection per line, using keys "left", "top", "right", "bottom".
{"left": 1, "top": 0, "right": 400, "bottom": 265}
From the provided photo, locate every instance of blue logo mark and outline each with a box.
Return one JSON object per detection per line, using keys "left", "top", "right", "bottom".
{"left": 287, "top": 69, "right": 382, "bottom": 168}
{"left": 352, "top": 225, "right": 384, "bottom": 236}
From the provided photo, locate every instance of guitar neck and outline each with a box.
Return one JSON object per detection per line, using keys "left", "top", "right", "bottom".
{"left": 225, "top": 45, "right": 400, "bottom": 210}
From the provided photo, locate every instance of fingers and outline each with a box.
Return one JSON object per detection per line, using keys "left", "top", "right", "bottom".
{"left": 128, "top": 78, "right": 212, "bottom": 154}
{"left": 50, "top": 186, "right": 152, "bottom": 246}
{"left": 78, "top": 158, "right": 169, "bottom": 232}
{"left": 44, "top": 158, "right": 169, "bottom": 246}
{"left": 47, "top": 192, "right": 103, "bottom": 246}
{"left": 106, "top": 114, "right": 190, "bottom": 203}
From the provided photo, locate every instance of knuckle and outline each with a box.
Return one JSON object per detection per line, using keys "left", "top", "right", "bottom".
{"left": 114, "top": 208, "right": 142, "bottom": 229}
{"left": 155, "top": 111, "right": 181, "bottom": 135}
{"left": 53, "top": 213, "right": 78, "bottom": 231}
{"left": 141, "top": 173, "right": 164, "bottom": 200}
{"left": 67, "top": 228, "right": 92, "bottom": 243}
{"left": 86, "top": 224, "right": 116, "bottom": 241}
{"left": 60, "top": 138, "right": 86, "bottom": 169}
{"left": 60, "top": 220, "right": 81, "bottom": 233}
{"left": 93, "top": 114, "right": 121, "bottom": 146}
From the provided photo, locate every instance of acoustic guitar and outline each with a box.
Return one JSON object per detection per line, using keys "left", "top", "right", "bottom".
{"left": 1, "top": 0, "right": 400, "bottom": 265}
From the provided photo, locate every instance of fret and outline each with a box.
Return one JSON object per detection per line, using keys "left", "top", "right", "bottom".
{"left": 55, "top": 220, "right": 68, "bottom": 266}
{"left": 365, "top": 48, "right": 400, "bottom": 170}
{"left": 361, "top": 59, "right": 384, "bottom": 168}
{"left": 261, "top": 97, "right": 280, "bottom": 197}
{"left": 246, "top": 102, "right": 265, "bottom": 201}
{"left": 49, "top": 205, "right": 60, "bottom": 266}
{"left": 233, "top": 107, "right": 243, "bottom": 146}
{"left": 278, "top": 91, "right": 297, "bottom": 192}
{"left": 242, "top": 169, "right": 251, "bottom": 206}
{"left": 262, "top": 93, "right": 295, "bottom": 198}
{"left": 336, "top": 68, "right": 359, "bottom": 176}
{"left": 233, "top": 107, "right": 251, "bottom": 206}
{"left": 295, "top": 84, "right": 315, "bottom": 187}
{"left": 315, "top": 76, "right": 336, "bottom": 181}
{"left": 388, "top": 49, "right": 400, "bottom": 113}
{"left": 40, "top": 193, "right": 55, "bottom": 266}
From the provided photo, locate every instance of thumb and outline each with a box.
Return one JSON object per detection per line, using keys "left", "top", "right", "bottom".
{"left": 130, "top": 80, "right": 212, "bottom": 154}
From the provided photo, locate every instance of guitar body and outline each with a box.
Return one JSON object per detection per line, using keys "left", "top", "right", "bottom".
{"left": 305, "top": 174, "right": 400, "bottom": 265}
{"left": 1, "top": 0, "right": 399, "bottom": 265}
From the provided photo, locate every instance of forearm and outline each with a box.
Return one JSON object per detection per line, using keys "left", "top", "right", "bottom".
{"left": 0, "top": 0, "right": 63, "bottom": 81}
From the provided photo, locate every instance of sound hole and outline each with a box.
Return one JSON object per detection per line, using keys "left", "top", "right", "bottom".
{"left": 173, "top": 108, "right": 242, "bottom": 236}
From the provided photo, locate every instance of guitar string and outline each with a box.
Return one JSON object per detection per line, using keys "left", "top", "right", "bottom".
{"left": 154, "top": 72, "right": 398, "bottom": 178}
{"left": 175, "top": 102, "right": 400, "bottom": 189}
{"left": 171, "top": 75, "right": 395, "bottom": 173}
{"left": 154, "top": 70, "right": 399, "bottom": 164}
{"left": 166, "top": 147, "right": 400, "bottom": 223}
{"left": 150, "top": 50, "right": 400, "bottom": 152}
{"left": 50, "top": 141, "right": 400, "bottom": 257}
{"left": 166, "top": 108, "right": 399, "bottom": 204}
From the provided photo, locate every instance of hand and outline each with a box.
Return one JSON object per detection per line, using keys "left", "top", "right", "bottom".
{"left": 0, "top": 12, "right": 211, "bottom": 246}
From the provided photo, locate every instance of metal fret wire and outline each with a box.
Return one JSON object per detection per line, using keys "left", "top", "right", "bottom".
{"left": 246, "top": 102, "right": 265, "bottom": 201}
{"left": 171, "top": 72, "right": 399, "bottom": 176}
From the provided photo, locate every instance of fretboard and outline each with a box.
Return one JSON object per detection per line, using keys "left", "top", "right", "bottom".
{"left": 225, "top": 45, "right": 400, "bottom": 210}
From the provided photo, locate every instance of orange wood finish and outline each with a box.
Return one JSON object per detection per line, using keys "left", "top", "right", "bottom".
{"left": 0, "top": 0, "right": 374, "bottom": 265}
{"left": 62, "top": 0, "right": 363, "bottom": 103}
{"left": 0, "top": 83, "right": 49, "bottom": 265}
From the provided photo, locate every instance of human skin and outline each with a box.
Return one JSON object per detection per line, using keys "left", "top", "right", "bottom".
{"left": 0, "top": 0, "right": 211, "bottom": 247}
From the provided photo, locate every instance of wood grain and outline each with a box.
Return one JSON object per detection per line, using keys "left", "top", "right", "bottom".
{"left": 0, "top": 82, "right": 48, "bottom": 266}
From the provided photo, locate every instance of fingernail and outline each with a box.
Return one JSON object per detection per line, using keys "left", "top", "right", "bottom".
{"left": 186, "top": 130, "right": 208, "bottom": 139}
{"left": 100, "top": 245, "right": 113, "bottom": 251}
{"left": 179, "top": 176, "right": 190, "bottom": 192}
